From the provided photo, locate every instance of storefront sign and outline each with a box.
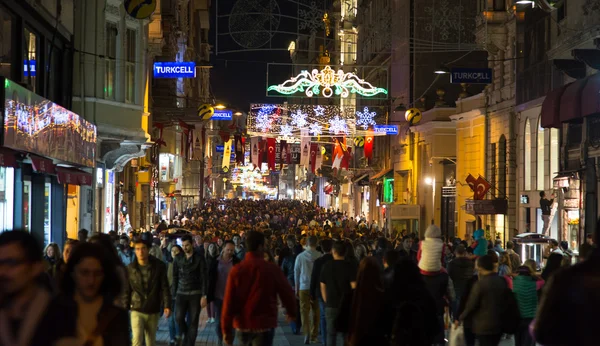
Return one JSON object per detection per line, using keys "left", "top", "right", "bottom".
{"left": 211, "top": 110, "right": 233, "bottom": 120}
{"left": 216, "top": 144, "right": 235, "bottom": 153}
{"left": 96, "top": 167, "right": 104, "bottom": 188}
{"left": 465, "top": 199, "right": 508, "bottom": 215}
{"left": 450, "top": 68, "right": 493, "bottom": 84}
{"left": 57, "top": 168, "right": 92, "bottom": 186}
{"left": 373, "top": 125, "right": 399, "bottom": 135}
{"left": 30, "top": 155, "right": 55, "bottom": 174}
{"left": 153, "top": 62, "right": 196, "bottom": 78}
{"left": 1, "top": 78, "right": 97, "bottom": 167}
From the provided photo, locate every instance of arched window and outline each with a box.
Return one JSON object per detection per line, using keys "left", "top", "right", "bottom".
{"left": 524, "top": 119, "right": 531, "bottom": 190}
{"left": 550, "top": 128, "right": 559, "bottom": 179}
{"left": 537, "top": 117, "right": 545, "bottom": 190}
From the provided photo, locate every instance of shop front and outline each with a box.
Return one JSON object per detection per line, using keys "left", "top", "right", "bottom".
{"left": 0, "top": 78, "right": 96, "bottom": 245}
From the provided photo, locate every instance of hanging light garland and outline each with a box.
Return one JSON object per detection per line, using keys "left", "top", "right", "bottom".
{"left": 267, "top": 65, "right": 388, "bottom": 98}
{"left": 328, "top": 116, "right": 349, "bottom": 135}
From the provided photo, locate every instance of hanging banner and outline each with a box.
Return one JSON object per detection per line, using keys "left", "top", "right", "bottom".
{"left": 234, "top": 135, "right": 244, "bottom": 165}
{"left": 364, "top": 134, "right": 374, "bottom": 161}
{"left": 192, "top": 130, "right": 203, "bottom": 160}
{"left": 332, "top": 138, "right": 343, "bottom": 169}
{"left": 279, "top": 140, "right": 290, "bottom": 165}
{"left": 290, "top": 143, "right": 301, "bottom": 164}
{"left": 301, "top": 130, "right": 310, "bottom": 166}
{"left": 315, "top": 145, "right": 323, "bottom": 172}
{"left": 222, "top": 139, "right": 232, "bottom": 171}
{"left": 310, "top": 143, "right": 318, "bottom": 173}
{"left": 267, "top": 138, "right": 276, "bottom": 171}
{"left": 251, "top": 137, "right": 260, "bottom": 168}
{"left": 342, "top": 147, "right": 352, "bottom": 170}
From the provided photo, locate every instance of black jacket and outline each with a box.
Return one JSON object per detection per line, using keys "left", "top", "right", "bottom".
{"left": 447, "top": 257, "right": 475, "bottom": 299}
{"left": 310, "top": 253, "right": 333, "bottom": 299}
{"left": 172, "top": 252, "right": 208, "bottom": 296}
{"left": 207, "top": 255, "right": 241, "bottom": 302}
{"left": 92, "top": 301, "right": 130, "bottom": 346}
{"left": 126, "top": 256, "right": 171, "bottom": 313}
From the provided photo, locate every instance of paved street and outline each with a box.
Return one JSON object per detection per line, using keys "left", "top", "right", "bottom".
{"left": 155, "top": 308, "right": 517, "bottom": 345}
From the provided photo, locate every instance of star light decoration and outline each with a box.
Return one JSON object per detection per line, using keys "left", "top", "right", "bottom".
{"left": 356, "top": 107, "right": 377, "bottom": 129}
{"left": 280, "top": 123, "right": 294, "bottom": 137}
{"left": 291, "top": 109, "right": 308, "bottom": 128}
{"left": 309, "top": 122, "right": 322, "bottom": 136}
{"left": 314, "top": 105, "right": 325, "bottom": 117}
{"left": 267, "top": 65, "right": 388, "bottom": 98}
{"left": 328, "top": 116, "right": 349, "bottom": 135}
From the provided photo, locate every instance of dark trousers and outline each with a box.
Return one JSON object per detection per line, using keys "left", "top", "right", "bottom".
{"left": 515, "top": 318, "right": 535, "bottom": 346}
{"left": 477, "top": 334, "right": 502, "bottom": 346}
{"left": 213, "top": 298, "right": 226, "bottom": 343}
{"left": 319, "top": 298, "right": 327, "bottom": 345}
{"left": 290, "top": 298, "right": 302, "bottom": 334}
{"left": 464, "top": 326, "right": 476, "bottom": 346}
{"left": 325, "top": 307, "right": 344, "bottom": 346}
{"left": 175, "top": 294, "right": 202, "bottom": 346}
{"left": 236, "top": 329, "right": 275, "bottom": 346}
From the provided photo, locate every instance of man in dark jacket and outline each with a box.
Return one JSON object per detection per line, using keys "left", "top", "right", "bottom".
{"left": 126, "top": 239, "right": 171, "bottom": 346}
{"left": 310, "top": 239, "right": 333, "bottom": 345}
{"left": 173, "top": 235, "right": 208, "bottom": 346}
{"left": 447, "top": 245, "right": 475, "bottom": 318}
{"left": 282, "top": 235, "right": 302, "bottom": 334}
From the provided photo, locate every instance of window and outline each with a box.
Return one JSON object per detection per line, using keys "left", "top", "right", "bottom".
{"left": 524, "top": 119, "right": 531, "bottom": 190}
{"left": 550, "top": 128, "right": 559, "bottom": 179}
{"left": 23, "top": 28, "right": 37, "bottom": 92}
{"left": 0, "top": 7, "right": 12, "bottom": 78}
{"left": 125, "top": 29, "right": 136, "bottom": 104}
{"left": 537, "top": 118, "right": 545, "bottom": 190}
{"left": 105, "top": 22, "right": 117, "bottom": 100}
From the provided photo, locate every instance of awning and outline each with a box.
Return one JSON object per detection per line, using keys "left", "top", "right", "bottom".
{"left": 370, "top": 168, "right": 393, "bottom": 181}
{"left": 0, "top": 148, "right": 18, "bottom": 168}
{"left": 582, "top": 73, "right": 600, "bottom": 117}
{"left": 30, "top": 155, "right": 55, "bottom": 174}
{"left": 560, "top": 78, "right": 588, "bottom": 123}
{"left": 57, "top": 168, "right": 92, "bottom": 186}
{"left": 541, "top": 84, "right": 569, "bottom": 128}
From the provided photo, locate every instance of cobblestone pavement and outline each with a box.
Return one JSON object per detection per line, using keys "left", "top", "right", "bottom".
{"left": 155, "top": 308, "right": 517, "bottom": 345}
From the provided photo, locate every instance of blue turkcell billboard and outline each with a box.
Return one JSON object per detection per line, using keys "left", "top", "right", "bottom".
{"left": 153, "top": 62, "right": 196, "bottom": 78}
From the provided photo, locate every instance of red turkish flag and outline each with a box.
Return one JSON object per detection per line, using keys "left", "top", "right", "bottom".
{"left": 342, "top": 147, "right": 352, "bottom": 170}
{"left": 474, "top": 176, "right": 491, "bottom": 200}
{"left": 466, "top": 174, "right": 478, "bottom": 198}
{"left": 364, "top": 134, "right": 374, "bottom": 161}
{"left": 267, "top": 138, "right": 276, "bottom": 171}
{"left": 310, "top": 143, "right": 318, "bottom": 173}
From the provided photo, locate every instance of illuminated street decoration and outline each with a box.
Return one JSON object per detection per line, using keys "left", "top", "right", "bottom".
{"left": 329, "top": 116, "right": 349, "bottom": 135}
{"left": 256, "top": 105, "right": 276, "bottom": 132}
{"left": 280, "top": 123, "right": 293, "bottom": 137}
{"left": 314, "top": 105, "right": 325, "bottom": 117}
{"left": 309, "top": 122, "right": 323, "bottom": 136}
{"left": 356, "top": 107, "right": 377, "bottom": 129}
{"left": 291, "top": 109, "right": 308, "bottom": 128}
{"left": 267, "top": 65, "right": 388, "bottom": 98}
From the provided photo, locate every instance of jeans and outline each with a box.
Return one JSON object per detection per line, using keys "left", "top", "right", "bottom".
{"left": 299, "top": 290, "right": 319, "bottom": 340}
{"left": 319, "top": 298, "right": 327, "bottom": 345}
{"left": 541, "top": 214, "right": 550, "bottom": 235}
{"left": 236, "top": 329, "right": 275, "bottom": 346}
{"left": 213, "top": 298, "right": 226, "bottom": 342}
{"left": 168, "top": 303, "right": 179, "bottom": 342}
{"left": 477, "top": 334, "right": 502, "bottom": 346}
{"left": 325, "top": 307, "right": 344, "bottom": 346}
{"left": 175, "top": 294, "right": 202, "bottom": 346}
{"left": 515, "top": 318, "right": 535, "bottom": 346}
{"left": 131, "top": 311, "right": 160, "bottom": 346}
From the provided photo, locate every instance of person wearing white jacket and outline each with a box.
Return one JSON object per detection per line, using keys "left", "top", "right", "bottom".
{"left": 295, "top": 236, "right": 322, "bottom": 344}
{"left": 418, "top": 224, "right": 445, "bottom": 274}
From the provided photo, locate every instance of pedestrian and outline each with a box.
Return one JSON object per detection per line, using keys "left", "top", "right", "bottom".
{"left": 310, "top": 239, "right": 333, "bottom": 345}
{"left": 498, "top": 252, "right": 512, "bottom": 276}
{"left": 539, "top": 191, "right": 554, "bottom": 235}
{"left": 61, "top": 242, "right": 129, "bottom": 345}
{"left": 172, "top": 234, "right": 208, "bottom": 346}
{"left": 221, "top": 231, "right": 297, "bottom": 346}
{"left": 52, "top": 239, "right": 79, "bottom": 289}
{"left": 206, "top": 242, "right": 220, "bottom": 324}
{"left": 118, "top": 235, "right": 135, "bottom": 266}
{"left": 167, "top": 244, "right": 182, "bottom": 346}
{"left": 126, "top": 239, "right": 171, "bottom": 346}
{"left": 348, "top": 256, "right": 388, "bottom": 346}
{"left": 447, "top": 245, "right": 475, "bottom": 319}
{"left": 44, "top": 242, "right": 61, "bottom": 278}
{"left": 505, "top": 266, "right": 544, "bottom": 346}
{"left": 459, "top": 255, "right": 513, "bottom": 346}
{"left": 320, "top": 241, "right": 357, "bottom": 346}
{"left": 382, "top": 249, "right": 400, "bottom": 290}
{"left": 282, "top": 235, "right": 302, "bottom": 334}
{"left": 208, "top": 240, "right": 240, "bottom": 346}
{"left": 294, "top": 235, "right": 321, "bottom": 344}
{"left": 232, "top": 234, "right": 246, "bottom": 261}
{"left": 89, "top": 233, "right": 129, "bottom": 309}
{"left": 0, "top": 230, "right": 76, "bottom": 346}
{"left": 505, "top": 241, "right": 522, "bottom": 272}
{"left": 78, "top": 228, "right": 89, "bottom": 243}
{"left": 541, "top": 252, "right": 564, "bottom": 282}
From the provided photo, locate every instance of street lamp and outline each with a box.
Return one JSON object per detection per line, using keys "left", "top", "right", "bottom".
{"left": 425, "top": 177, "right": 433, "bottom": 185}
{"left": 434, "top": 66, "right": 450, "bottom": 74}
{"left": 234, "top": 111, "right": 243, "bottom": 116}
{"left": 215, "top": 104, "right": 226, "bottom": 110}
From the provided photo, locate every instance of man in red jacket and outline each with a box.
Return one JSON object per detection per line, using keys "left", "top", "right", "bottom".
{"left": 221, "top": 231, "right": 297, "bottom": 346}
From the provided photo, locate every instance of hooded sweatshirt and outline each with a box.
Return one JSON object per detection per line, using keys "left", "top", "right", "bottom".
{"left": 294, "top": 248, "right": 322, "bottom": 291}
{"left": 418, "top": 225, "right": 445, "bottom": 274}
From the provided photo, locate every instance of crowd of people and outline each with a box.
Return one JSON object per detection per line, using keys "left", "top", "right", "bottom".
{"left": 0, "top": 199, "right": 598, "bottom": 346}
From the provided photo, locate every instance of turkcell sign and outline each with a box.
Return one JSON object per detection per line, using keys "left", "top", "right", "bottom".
{"left": 373, "top": 125, "right": 399, "bottom": 135}
{"left": 153, "top": 62, "right": 196, "bottom": 78}
{"left": 450, "top": 68, "right": 493, "bottom": 84}
{"left": 216, "top": 145, "right": 235, "bottom": 153}
{"left": 211, "top": 110, "right": 233, "bottom": 120}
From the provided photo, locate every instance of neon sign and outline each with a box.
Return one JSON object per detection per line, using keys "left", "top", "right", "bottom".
{"left": 267, "top": 65, "right": 388, "bottom": 98}
{"left": 153, "top": 62, "right": 196, "bottom": 78}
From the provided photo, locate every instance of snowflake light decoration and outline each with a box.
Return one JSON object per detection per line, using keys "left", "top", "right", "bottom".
{"left": 309, "top": 122, "right": 322, "bottom": 136}
{"left": 280, "top": 123, "right": 293, "bottom": 137}
{"left": 291, "top": 109, "right": 308, "bottom": 128}
{"left": 314, "top": 105, "right": 325, "bottom": 117}
{"left": 356, "top": 107, "right": 377, "bottom": 129}
{"left": 329, "top": 116, "right": 348, "bottom": 135}
{"left": 256, "top": 105, "right": 275, "bottom": 132}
